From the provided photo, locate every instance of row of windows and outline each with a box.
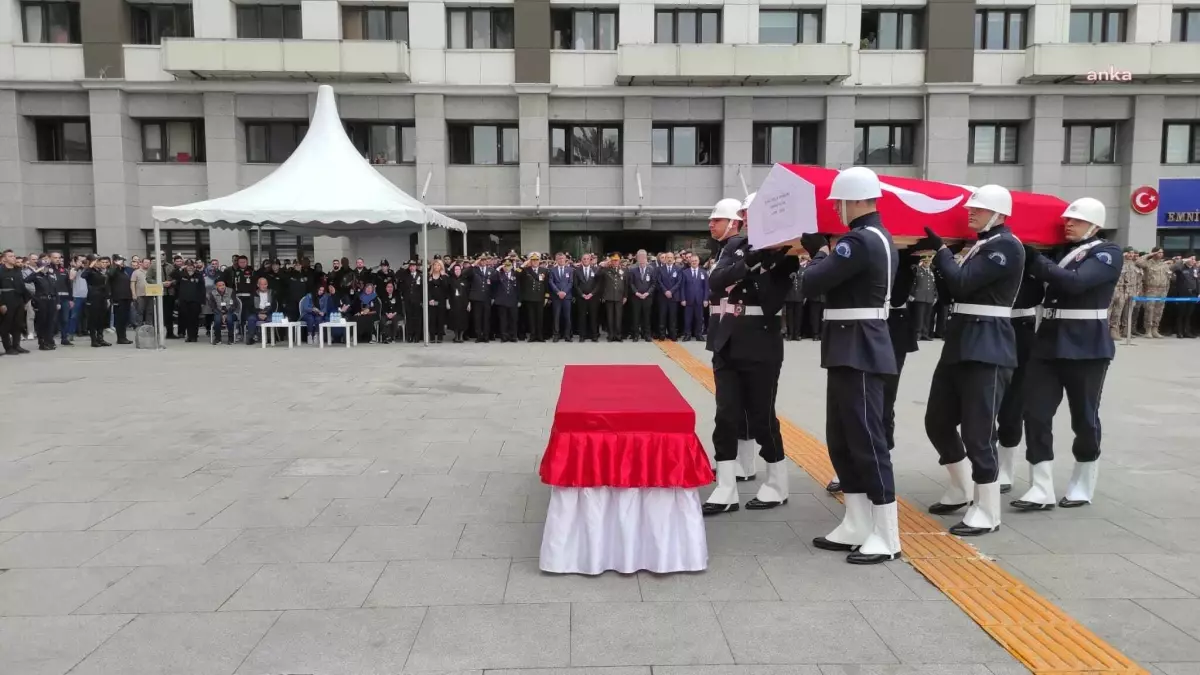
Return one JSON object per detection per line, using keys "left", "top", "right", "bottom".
{"left": 28, "top": 117, "right": 1200, "bottom": 168}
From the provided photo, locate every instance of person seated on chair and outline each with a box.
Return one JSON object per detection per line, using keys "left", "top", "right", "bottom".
{"left": 207, "top": 279, "right": 240, "bottom": 345}
{"left": 299, "top": 284, "right": 331, "bottom": 344}
{"left": 243, "top": 276, "right": 277, "bottom": 345}
{"left": 353, "top": 282, "right": 380, "bottom": 344}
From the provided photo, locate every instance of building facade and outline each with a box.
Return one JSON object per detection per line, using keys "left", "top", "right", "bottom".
{"left": 2, "top": 0, "right": 1200, "bottom": 264}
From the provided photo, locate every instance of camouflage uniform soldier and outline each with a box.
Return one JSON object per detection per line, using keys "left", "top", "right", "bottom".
{"left": 1108, "top": 248, "right": 1142, "bottom": 339}
{"left": 1138, "top": 248, "right": 1173, "bottom": 338}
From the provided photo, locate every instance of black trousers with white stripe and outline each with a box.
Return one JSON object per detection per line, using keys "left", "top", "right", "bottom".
{"left": 712, "top": 350, "right": 785, "bottom": 465}
{"left": 1023, "top": 358, "right": 1108, "bottom": 465}
{"left": 826, "top": 367, "right": 895, "bottom": 504}
{"left": 924, "top": 360, "right": 1012, "bottom": 485}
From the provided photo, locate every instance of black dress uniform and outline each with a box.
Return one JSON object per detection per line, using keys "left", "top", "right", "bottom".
{"left": 400, "top": 269, "right": 424, "bottom": 342}
{"left": 1013, "top": 236, "right": 1121, "bottom": 510}
{"left": 225, "top": 265, "right": 256, "bottom": 335}
{"left": 108, "top": 264, "right": 134, "bottom": 344}
{"left": 574, "top": 264, "right": 601, "bottom": 341}
{"left": 449, "top": 272, "right": 470, "bottom": 342}
{"left": 627, "top": 264, "right": 656, "bottom": 341}
{"left": 784, "top": 268, "right": 804, "bottom": 340}
{"left": 601, "top": 264, "right": 626, "bottom": 341}
{"left": 466, "top": 265, "right": 494, "bottom": 342}
{"left": 996, "top": 265, "right": 1045, "bottom": 492}
{"left": 31, "top": 265, "right": 59, "bottom": 350}
{"left": 519, "top": 264, "right": 548, "bottom": 342}
{"left": 176, "top": 270, "right": 207, "bottom": 342}
{"left": 84, "top": 266, "right": 112, "bottom": 347}
{"left": 428, "top": 274, "right": 450, "bottom": 342}
{"left": 703, "top": 237, "right": 797, "bottom": 514}
{"left": 884, "top": 250, "right": 921, "bottom": 450}
{"left": 491, "top": 266, "right": 520, "bottom": 342}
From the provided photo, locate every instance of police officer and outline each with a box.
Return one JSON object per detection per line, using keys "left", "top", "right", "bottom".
{"left": 400, "top": 260, "right": 424, "bottom": 342}
{"left": 798, "top": 167, "right": 901, "bottom": 564}
{"left": 84, "top": 256, "right": 113, "bottom": 348}
{"left": 913, "top": 185, "right": 1025, "bottom": 536}
{"left": 1012, "top": 197, "right": 1121, "bottom": 511}
{"left": 225, "top": 255, "right": 256, "bottom": 340}
{"left": 467, "top": 256, "right": 494, "bottom": 343}
{"left": 31, "top": 254, "right": 59, "bottom": 351}
{"left": 0, "top": 249, "right": 30, "bottom": 355}
{"left": 996, "top": 246, "right": 1045, "bottom": 493}
{"left": 491, "top": 258, "right": 520, "bottom": 342}
{"left": 702, "top": 196, "right": 796, "bottom": 516}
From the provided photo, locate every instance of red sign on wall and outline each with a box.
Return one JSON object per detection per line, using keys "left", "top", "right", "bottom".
{"left": 1131, "top": 186, "right": 1159, "bottom": 215}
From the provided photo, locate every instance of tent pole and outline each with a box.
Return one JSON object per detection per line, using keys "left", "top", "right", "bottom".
{"left": 462, "top": 229, "right": 467, "bottom": 257}
{"left": 255, "top": 226, "right": 263, "bottom": 264}
{"left": 154, "top": 221, "right": 164, "bottom": 350}
{"left": 422, "top": 221, "right": 429, "bottom": 347}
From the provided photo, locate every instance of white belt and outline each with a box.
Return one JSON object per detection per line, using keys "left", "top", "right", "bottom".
{"left": 1011, "top": 306, "right": 1039, "bottom": 318}
{"left": 824, "top": 308, "right": 889, "bottom": 320}
{"left": 1042, "top": 308, "right": 1107, "bottom": 320}
{"left": 724, "top": 304, "right": 764, "bottom": 317}
{"left": 952, "top": 303, "right": 1012, "bottom": 318}
{"left": 710, "top": 305, "right": 724, "bottom": 316}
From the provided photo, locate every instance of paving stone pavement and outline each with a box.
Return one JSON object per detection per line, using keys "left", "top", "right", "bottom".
{"left": 0, "top": 337, "right": 1195, "bottom": 674}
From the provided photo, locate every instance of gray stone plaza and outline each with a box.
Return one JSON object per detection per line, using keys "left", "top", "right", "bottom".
{"left": 0, "top": 337, "right": 1197, "bottom": 675}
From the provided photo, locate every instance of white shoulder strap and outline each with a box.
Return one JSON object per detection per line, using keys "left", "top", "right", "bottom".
{"left": 1058, "top": 239, "right": 1103, "bottom": 268}
{"left": 863, "top": 226, "right": 893, "bottom": 314}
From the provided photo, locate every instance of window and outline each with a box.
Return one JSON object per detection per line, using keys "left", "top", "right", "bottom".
{"left": 1069, "top": 10, "right": 1126, "bottom": 43}
{"left": 654, "top": 9, "right": 721, "bottom": 44}
{"left": 854, "top": 123, "right": 914, "bottom": 165}
{"left": 1063, "top": 123, "right": 1117, "bottom": 164}
{"left": 130, "top": 4, "right": 193, "bottom": 44}
{"left": 969, "top": 124, "right": 1019, "bottom": 164}
{"left": 143, "top": 230, "right": 210, "bottom": 262}
{"left": 550, "top": 124, "right": 622, "bottom": 165}
{"left": 1173, "top": 9, "right": 1200, "bottom": 43}
{"left": 34, "top": 119, "right": 90, "bottom": 162}
{"left": 1163, "top": 122, "right": 1200, "bottom": 164}
{"left": 974, "top": 9, "right": 1025, "bottom": 50}
{"left": 342, "top": 6, "right": 408, "bottom": 42}
{"left": 245, "top": 121, "right": 308, "bottom": 163}
{"left": 752, "top": 124, "right": 819, "bottom": 165}
{"left": 248, "top": 231, "right": 314, "bottom": 262}
{"left": 447, "top": 8, "right": 514, "bottom": 49}
{"left": 448, "top": 124, "right": 519, "bottom": 165}
{"left": 345, "top": 121, "right": 416, "bottom": 164}
{"left": 42, "top": 229, "right": 95, "bottom": 259}
{"left": 21, "top": 1, "right": 81, "bottom": 43}
{"left": 650, "top": 125, "right": 721, "bottom": 166}
{"left": 860, "top": 10, "right": 921, "bottom": 50}
{"left": 758, "top": 10, "right": 821, "bottom": 44}
{"left": 236, "top": 4, "right": 301, "bottom": 39}
{"left": 141, "top": 120, "right": 205, "bottom": 163}
{"left": 551, "top": 8, "right": 617, "bottom": 50}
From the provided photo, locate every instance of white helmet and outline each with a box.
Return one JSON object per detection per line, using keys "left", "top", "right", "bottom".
{"left": 828, "top": 166, "right": 882, "bottom": 201}
{"left": 1062, "top": 197, "right": 1106, "bottom": 230}
{"left": 964, "top": 184, "right": 1012, "bottom": 216}
{"left": 741, "top": 192, "right": 757, "bottom": 212}
{"left": 709, "top": 197, "right": 744, "bottom": 222}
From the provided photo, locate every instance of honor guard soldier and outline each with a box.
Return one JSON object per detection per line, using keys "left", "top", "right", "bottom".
{"left": 913, "top": 185, "right": 1025, "bottom": 536}
{"left": 702, "top": 197, "right": 797, "bottom": 516}
{"left": 797, "top": 167, "right": 901, "bottom": 564}
{"left": 1012, "top": 197, "right": 1121, "bottom": 511}
{"left": 996, "top": 246, "right": 1045, "bottom": 493}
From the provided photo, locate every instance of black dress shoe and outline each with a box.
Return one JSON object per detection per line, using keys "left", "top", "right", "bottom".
{"left": 14, "top": 346, "right": 29, "bottom": 354}
{"left": 98, "top": 340, "right": 112, "bottom": 347}
{"left": 928, "top": 501, "right": 969, "bottom": 515}
{"left": 702, "top": 502, "right": 739, "bottom": 516}
{"left": 949, "top": 522, "right": 999, "bottom": 537}
{"left": 60, "top": 340, "right": 73, "bottom": 346}
{"left": 1058, "top": 497, "right": 1090, "bottom": 508}
{"left": 1010, "top": 499, "right": 1055, "bottom": 512}
{"left": 39, "top": 344, "right": 54, "bottom": 351}
{"left": 812, "top": 536, "right": 858, "bottom": 552}
{"left": 552, "top": 336, "right": 559, "bottom": 342}
{"left": 1000, "top": 484, "right": 1012, "bottom": 494}
{"left": 825, "top": 480, "right": 841, "bottom": 494}
{"left": 745, "top": 497, "right": 787, "bottom": 510}
{"left": 847, "top": 551, "right": 899, "bottom": 564}
{"left": 643, "top": 336, "right": 652, "bottom": 342}
{"left": 117, "top": 339, "right": 133, "bottom": 345}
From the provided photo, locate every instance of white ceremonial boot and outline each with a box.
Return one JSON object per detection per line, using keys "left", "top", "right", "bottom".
{"left": 848, "top": 502, "right": 902, "bottom": 564}
{"left": 812, "top": 492, "right": 871, "bottom": 552}
{"left": 825, "top": 473, "right": 842, "bottom": 494}
{"left": 746, "top": 460, "right": 788, "bottom": 510}
{"left": 703, "top": 460, "right": 740, "bottom": 516}
{"left": 998, "top": 445, "right": 1017, "bottom": 494}
{"left": 1011, "top": 460, "right": 1056, "bottom": 511}
{"left": 734, "top": 439, "right": 758, "bottom": 481}
{"left": 929, "top": 459, "right": 972, "bottom": 515}
{"left": 1059, "top": 461, "right": 1099, "bottom": 508}
{"left": 950, "top": 482, "right": 1002, "bottom": 536}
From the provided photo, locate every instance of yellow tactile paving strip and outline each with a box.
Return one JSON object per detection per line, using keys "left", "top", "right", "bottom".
{"left": 656, "top": 340, "right": 1149, "bottom": 675}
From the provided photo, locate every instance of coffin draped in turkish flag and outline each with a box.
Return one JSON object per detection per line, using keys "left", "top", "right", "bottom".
{"left": 756, "top": 164, "right": 1068, "bottom": 246}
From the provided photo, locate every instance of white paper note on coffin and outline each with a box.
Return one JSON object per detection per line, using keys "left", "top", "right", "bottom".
{"left": 747, "top": 164, "right": 819, "bottom": 250}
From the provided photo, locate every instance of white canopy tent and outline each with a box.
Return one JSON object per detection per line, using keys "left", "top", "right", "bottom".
{"left": 151, "top": 84, "right": 466, "bottom": 348}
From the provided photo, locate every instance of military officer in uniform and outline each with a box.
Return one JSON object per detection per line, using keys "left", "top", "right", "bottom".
{"left": 520, "top": 253, "right": 548, "bottom": 342}
{"left": 466, "top": 256, "right": 495, "bottom": 343}
{"left": 702, "top": 196, "right": 796, "bottom": 515}
{"left": 996, "top": 250, "right": 1045, "bottom": 493}
{"left": 1011, "top": 197, "right": 1120, "bottom": 511}
{"left": 491, "top": 258, "right": 520, "bottom": 342}
{"left": 797, "top": 167, "right": 901, "bottom": 564}
{"left": 914, "top": 185, "right": 1025, "bottom": 536}
{"left": 601, "top": 254, "right": 627, "bottom": 341}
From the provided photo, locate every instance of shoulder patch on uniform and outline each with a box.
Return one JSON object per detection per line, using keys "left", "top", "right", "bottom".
{"left": 835, "top": 242, "right": 852, "bottom": 259}
{"left": 1096, "top": 251, "right": 1113, "bottom": 265}
{"left": 735, "top": 249, "right": 745, "bottom": 257}
{"left": 987, "top": 251, "right": 1008, "bottom": 266}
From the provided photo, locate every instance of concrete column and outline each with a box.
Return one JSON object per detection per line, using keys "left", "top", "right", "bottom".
{"left": 89, "top": 90, "right": 141, "bottom": 256}
{"left": 520, "top": 219, "right": 550, "bottom": 253}
{"left": 1025, "top": 94, "right": 1064, "bottom": 196}
{"left": 194, "top": 0, "right": 236, "bottom": 38}
{"left": 0, "top": 0, "right": 21, "bottom": 43}
{"left": 623, "top": 96, "right": 651, "bottom": 229}
{"left": 301, "top": 0, "right": 340, "bottom": 40}
{"left": 514, "top": 0, "right": 550, "bottom": 83}
{"left": 201, "top": 92, "right": 249, "bottom": 261}
{"left": 824, "top": 96, "right": 856, "bottom": 169}
{"left": 924, "top": 0, "right": 974, "bottom": 83}
{"left": 414, "top": 93, "right": 448, "bottom": 257}
{"left": 924, "top": 93, "right": 969, "bottom": 183}
{"left": 1119, "top": 95, "right": 1165, "bottom": 250}
{"left": 0, "top": 90, "right": 33, "bottom": 253}
{"left": 80, "top": 0, "right": 129, "bottom": 78}
{"left": 723, "top": 97, "right": 752, "bottom": 200}
{"left": 519, "top": 92, "right": 549, "bottom": 208}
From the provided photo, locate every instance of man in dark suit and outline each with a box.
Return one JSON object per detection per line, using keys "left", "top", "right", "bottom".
{"left": 548, "top": 252, "right": 574, "bottom": 342}
{"left": 626, "top": 250, "right": 656, "bottom": 342}
{"left": 680, "top": 255, "right": 708, "bottom": 341}
{"left": 656, "top": 252, "right": 682, "bottom": 340}
{"left": 574, "top": 253, "right": 601, "bottom": 342}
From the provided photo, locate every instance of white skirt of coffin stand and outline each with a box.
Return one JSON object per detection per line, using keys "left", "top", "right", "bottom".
{"left": 540, "top": 486, "right": 709, "bottom": 575}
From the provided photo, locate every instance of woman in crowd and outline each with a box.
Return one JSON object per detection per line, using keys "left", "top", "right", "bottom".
{"left": 353, "top": 282, "right": 380, "bottom": 344}
{"left": 448, "top": 262, "right": 470, "bottom": 343}
{"left": 427, "top": 259, "right": 450, "bottom": 343}
{"left": 299, "top": 284, "right": 332, "bottom": 343}
{"left": 379, "top": 280, "right": 402, "bottom": 344}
